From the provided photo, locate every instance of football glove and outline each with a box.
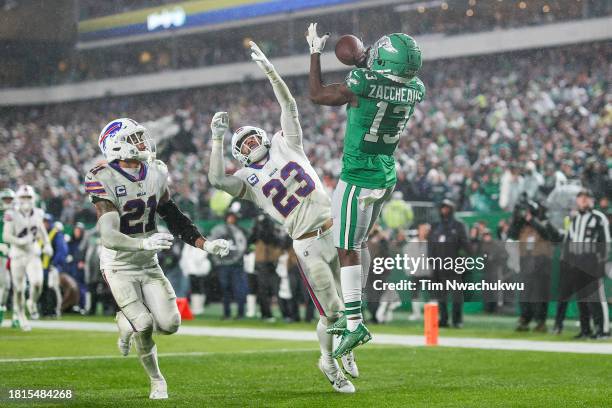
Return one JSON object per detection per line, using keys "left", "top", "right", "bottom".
{"left": 43, "top": 244, "right": 54, "bottom": 257}
{"left": 306, "top": 23, "right": 329, "bottom": 54}
{"left": 203, "top": 239, "right": 230, "bottom": 257}
{"left": 211, "top": 112, "right": 229, "bottom": 141}
{"left": 249, "top": 41, "right": 274, "bottom": 74}
{"left": 142, "top": 232, "right": 174, "bottom": 251}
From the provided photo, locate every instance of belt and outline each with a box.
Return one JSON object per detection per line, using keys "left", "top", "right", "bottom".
{"left": 296, "top": 219, "right": 333, "bottom": 240}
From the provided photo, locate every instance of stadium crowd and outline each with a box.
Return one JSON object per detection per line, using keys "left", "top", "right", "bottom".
{"left": 8, "top": 0, "right": 609, "bottom": 87}
{"left": 1, "top": 42, "right": 609, "bottom": 225}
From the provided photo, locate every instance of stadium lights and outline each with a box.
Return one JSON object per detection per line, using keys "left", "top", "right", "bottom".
{"left": 395, "top": 0, "right": 443, "bottom": 13}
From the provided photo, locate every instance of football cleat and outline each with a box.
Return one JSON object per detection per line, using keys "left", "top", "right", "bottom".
{"left": 341, "top": 351, "right": 359, "bottom": 378}
{"left": 326, "top": 315, "right": 347, "bottom": 335}
{"left": 21, "top": 322, "right": 32, "bottom": 332}
{"left": 149, "top": 377, "right": 168, "bottom": 400}
{"left": 318, "top": 359, "right": 355, "bottom": 393}
{"left": 11, "top": 319, "right": 20, "bottom": 329}
{"left": 332, "top": 322, "right": 372, "bottom": 358}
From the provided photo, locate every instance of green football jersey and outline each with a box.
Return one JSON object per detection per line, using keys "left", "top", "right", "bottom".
{"left": 341, "top": 68, "right": 425, "bottom": 189}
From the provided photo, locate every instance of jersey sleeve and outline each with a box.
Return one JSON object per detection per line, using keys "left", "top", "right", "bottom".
{"left": 232, "top": 168, "right": 257, "bottom": 203}
{"left": 345, "top": 69, "right": 368, "bottom": 96}
{"left": 154, "top": 160, "right": 170, "bottom": 193}
{"left": 412, "top": 77, "right": 426, "bottom": 102}
{"left": 84, "top": 166, "right": 117, "bottom": 207}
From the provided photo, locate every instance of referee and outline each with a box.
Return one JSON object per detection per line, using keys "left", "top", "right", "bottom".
{"left": 551, "top": 188, "right": 610, "bottom": 339}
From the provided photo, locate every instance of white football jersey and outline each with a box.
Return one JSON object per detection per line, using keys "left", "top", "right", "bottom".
{"left": 3, "top": 208, "right": 45, "bottom": 259}
{"left": 234, "top": 133, "right": 331, "bottom": 239}
{"left": 85, "top": 160, "right": 169, "bottom": 271}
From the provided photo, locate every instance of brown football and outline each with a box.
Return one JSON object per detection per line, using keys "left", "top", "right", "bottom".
{"left": 335, "top": 34, "right": 364, "bottom": 66}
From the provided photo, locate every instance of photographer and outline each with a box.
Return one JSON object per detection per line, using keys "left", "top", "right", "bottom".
{"left": 551, "top": 189, "right": 610, "bottom": 339}
{"left": 508, "top": 195, "right": 553, "bottom": 332}
{"left": 249, "top": 213, "right": 283, "bottom": 321}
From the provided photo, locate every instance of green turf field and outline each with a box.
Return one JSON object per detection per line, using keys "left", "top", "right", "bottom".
{"left": 1, "top": 319, "right": 610, "bottom": 407}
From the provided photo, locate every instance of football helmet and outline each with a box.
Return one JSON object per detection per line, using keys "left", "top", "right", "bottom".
{"left": 15, "top": 185, "right": 36, "bottom": 212}
{"left": 0, "top": 188, "right": 15, "bottom": 211}
{"left": 98, "top": 118, "right": 156, "bottom": 163}
{"left": 367, "top": 33, "right": 422, "bottom": 82}
{"left": 231, "top": 126, "right": 271, "bottom": 166}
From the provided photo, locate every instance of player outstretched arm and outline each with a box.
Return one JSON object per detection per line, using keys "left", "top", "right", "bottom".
{"left": 306, "top": 23, "right": 356, "bottom": 107}
{"left": 156, "top": 189, "right": 229, "bottom": 255}
{"left": 94, "top": 199, "right": 173, "bottom": 252}
{"left": 249, "top": 41, "right": 302, "bottom": 147}
{"left": 208, "top": 112, "right": 249, "bottom": 198}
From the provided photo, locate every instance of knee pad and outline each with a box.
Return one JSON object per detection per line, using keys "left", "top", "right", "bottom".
{"left": 157, "top": 312, "right": 181, "bottom": 335}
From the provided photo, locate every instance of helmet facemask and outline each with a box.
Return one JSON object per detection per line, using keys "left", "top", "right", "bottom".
{"left": 231, "top": 127, "right": 271, "bottom": 166}
{"left": 17, "top": 195, "right": 33, "bottom": 212}
{"left": 124, "top": 129, "right": 156, "bottom": 162}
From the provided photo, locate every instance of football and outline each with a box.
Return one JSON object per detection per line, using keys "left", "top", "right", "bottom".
{"left": 335, "top": 34, "right": 365, "bottom": 66}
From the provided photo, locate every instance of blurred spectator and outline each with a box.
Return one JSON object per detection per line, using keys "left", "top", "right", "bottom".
{"left": 428, "top": 199, "right": 471, "bottom": 328}
{"left": 209, "top": 210, "right": 248, "bottom": 319}
{"left": 66, "top": 222, "right": 87, "bottom": 313}
{"left": 249, "top": 214, "right": 282, "bottom": 321}
{"left": 40, "top": 216, "right": 68, "bottom": 318}
{"left": 508, "top": 196, "right": 554, "bottom": 332}
{"left": 179, "top": 243, "right": 211, "bottom": 316}
{"left": 475, "top": 227, "right": 509, "bottom": 314}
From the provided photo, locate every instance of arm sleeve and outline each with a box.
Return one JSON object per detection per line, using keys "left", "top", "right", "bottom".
{"left": 208, "top": 139, "right": 250, "bottom": 198}
{"left": 266, "top": 69, "right": 302, "bottom": 148}
{"left": 156, "top": 198, "right": 203, "bottom": 247}
{"left": 97, "top": 211, "right": 144, "bottom": 252}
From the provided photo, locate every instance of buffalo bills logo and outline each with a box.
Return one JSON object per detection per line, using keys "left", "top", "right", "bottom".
{"left": 99, "top": 121, "right": 123, "bottom": 150}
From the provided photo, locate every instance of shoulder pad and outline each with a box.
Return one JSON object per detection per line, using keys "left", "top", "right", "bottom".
{"left": 345, "top": 69, "right": 370, "bottom": 96}
{"left": 152, "top": 159, "right": 169, "bottom": 175}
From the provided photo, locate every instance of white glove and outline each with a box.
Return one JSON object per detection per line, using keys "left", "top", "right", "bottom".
{"left": 249, "top": 41, "right": 274, "bottom": 74}
{"left": 203, "top": 239, "right": 230, "bottom": 257}
{"left": 211, "top": 112, "right": 229, "bottom": 141}
{"left": 43, "top": 244, "right": 54, "bottom": 256}
{"left": 306, "top": 23, "right": 329, "bottom": 54}
{"left": 142, "top": 233, "right": 174, "bottom": 251}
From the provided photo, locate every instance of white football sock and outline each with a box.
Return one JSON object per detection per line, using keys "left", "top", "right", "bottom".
{"left": 137, "top": 343, "right": 163, "bottom": 381}
{"left": 341, "top": 265, "right": 363, "bottom": 331}
{"left": 317, "top": 319, "right": 336, "bottom": 366}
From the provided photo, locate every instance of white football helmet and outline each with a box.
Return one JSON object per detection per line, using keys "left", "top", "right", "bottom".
{"left": 0, "top": 188, "right": 15, "bottom": 211}
{"left": 15, "top": 185, "right": 36, "bottom": 212}
{"left": 98, "top": 118, "right": 156, "bottom": 163}
{"left": 231, "top": 126, "right": 271, "bottom": 166}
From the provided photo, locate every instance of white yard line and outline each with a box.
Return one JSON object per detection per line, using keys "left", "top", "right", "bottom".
{"left": 0, "top": 348, "right": 317, "bottom": 364}
{"left": 6, "top": 320, "right": 612, "bottom": 355}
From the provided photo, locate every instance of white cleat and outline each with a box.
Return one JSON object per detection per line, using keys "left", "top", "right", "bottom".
{"left": 341, "top": 351, "right": 359, "bottom": 378}
{"left": 117, "top": 334, "right": 133, "bottom": 357}
{"left": 21, "top": 323, "right": 32, "bottom": 332}
{"left": 149, "top": 377, "right": 168, "bottom": 400}
{"left": 318, "top": 358, "right": 355, "bottom": 394}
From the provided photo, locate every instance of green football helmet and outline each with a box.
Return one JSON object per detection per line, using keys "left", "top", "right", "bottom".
{"left": 367, "top": 33, "right": 422, "bottom": 82}
{"left": 0, "top": 188, "right": 15, "bottom": 211}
